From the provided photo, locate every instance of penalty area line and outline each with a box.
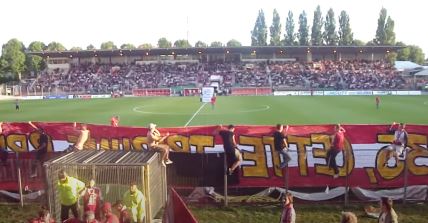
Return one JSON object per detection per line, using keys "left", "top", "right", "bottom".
{"left": 184, "top": 103, "right": 207, "bottom": 127}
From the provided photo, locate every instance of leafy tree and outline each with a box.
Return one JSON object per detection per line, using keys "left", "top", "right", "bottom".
{"left": 0, "top": 38, "right": 26, "bottom": 78}
{"left": 210, "top": 41, "right": 224, "bottom": 47}
{"left": 311, "top": 5, "right": 323, "bottom": 46}
{"left": 120, "top": 43, "right": 136, "bottom": 49}
{"left": 157, "top": 37, "right": 172, "bottom": 48}
{"left": 100, "top": 41, "right": 117, "bottom": 50}
{"left": 385, "top": 17, "right": 396, "bottom": 45}
{"left": 284, "top": 11, "right": 296, "bottom": 46}
{"left": 226, "top": 39, "right": 242, "bottom": 47}
{"left": 251, "top": 9, "right": 268, "bottom": 46}
{"left": 386, "top": 52, "right": 397, "bottom": 64}
{"left": 338, "top": 10, "right": 353, "bottom": 45}
{"left": 47, "top": 41, "right": 66, "bottom": 51}
{"left": 374, "top": 8, "right": 387, "bottom": 44}
{"left": 297, "top": 11, "right": 309, "bottom": 46}
{"left": 70, "top": 46, "right": 82, "bottom": 51}
{"left": 374, "top": 8, "right": 395, "bottom": 45}
{"left": 352, "top": 39, "right": 365, "bottom": 46}
{"left": 408, "top": 45, "right": 425, "bottom": 64}
{"left": 396, "top": 42, "right": 425, "bottom": 64}
{"left": 26, "top": 41, "right": 46, "bottom": 75}
{"left": 173, "top": 39, "right": 191, "bottom": 48}
{"left": 269, "top": 9, "right": 282, "bottom": 46}
{"left": 323, "top": 8, "right": 338, "bottom": 45}
{"left": 86, "top": 44, "right": 95, "bottom": 50}
{"left": 138, "top": 43, "right": 153, "bottom": 49}
{"left": 195, "top": 41, "right": 208, "bottom": 48}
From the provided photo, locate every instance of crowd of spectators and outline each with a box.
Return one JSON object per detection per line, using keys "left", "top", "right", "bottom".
{"left": 24, "top": 60, "right": 408, "bottom": 95}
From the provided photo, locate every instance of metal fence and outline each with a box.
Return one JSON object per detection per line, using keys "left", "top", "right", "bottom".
{"left": 43, "top": 150, "right": 166, "bottom": 223}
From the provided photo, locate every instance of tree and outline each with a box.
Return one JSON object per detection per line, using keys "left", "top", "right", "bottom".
{"left": 284, "top": 11, "right": 296, "bottom": 46}
{"left": 311, "top": 5, "right": 323, "bottom": 46}
{"left": 210, "top": 41, "right": 223, "bottom": 47}
{"left": 0, "top": 38, "right": 26, "bottom": 78}
{"left": 352, "top": 39, "right": 365, "bottom": 46}
{"left": 226, "top": 39, "right": 242, "bottom": 47}
{"left": 195, "top": 41, "right": 208, "bottom": 48}
{"left": 100, "top": 41, "right": 117, "bottom": 50}
{"left": 323, "top": 8, "right": 337, "bottom": 45}
{"left": 70, "top": 46, "right": 82, "bottom": 51}
{"left": 396, "top": 42, "right": 410, "bottom": 61}
{"left": 269, "top": 9, "right": 282, "bottom": 46}
{"left": 120, "top": 43, "right": 136, "bottom": 49}
{"left": 47, "top": 41, "right": 66, "bottom": 51}
{"left": 173, "top": 39, "right": 191, "bottom": 48}
{"left": 157, "top": 37, "right": 172, "bottom": 48}
{"left": 338, "top": 10, "right": 353, "bottom": 45}
{"left": 385, "top": 17, "right": 396, "bottom": 45}
{"left": 408, "top": 45, "right": 425, "bottom": 64}
{"left": 86, "top": 44, "right": 95, "bottom": 50}
{"left": 251, "top": 9, "right": 268, "bottom": 46}
{"left": 297, "top": 11, "right": 309, "bottom": 46}
{"left": 26, "top": 41, "right": 46, "bottom": 75}
{"left": 138, "top": 43, "right": 153, "bottom": 49}
{"left": 374, "top": 8, "right": 395, "bottom": 45}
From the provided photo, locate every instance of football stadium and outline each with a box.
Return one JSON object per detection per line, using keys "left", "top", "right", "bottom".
{"left": 1, "top": 1, "right": 428, "bottom": 223}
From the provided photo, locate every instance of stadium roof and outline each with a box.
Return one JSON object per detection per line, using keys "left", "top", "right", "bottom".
{"left": 29, "top": 45, "right": 402, "bottom": 58}
{"left": 394, "top": 60, "right": 422, "bottom": 71}
{"left": 45, "top": 150, "right": 156, "bottom": 165}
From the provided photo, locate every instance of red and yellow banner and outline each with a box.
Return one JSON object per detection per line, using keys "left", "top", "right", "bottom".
{"left": 1, "top": 123, "right": 428, "bottom": 188}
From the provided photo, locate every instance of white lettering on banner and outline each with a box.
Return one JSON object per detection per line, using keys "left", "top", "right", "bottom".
{"left": 373, "top": 91, "right": 394, "bottom": 95}
{"left": 91, "top": 95, "right": 111, "bottom": 99}
{"left": 298, "top": 91, "right": 311, "bottom": 96}
{"left": 23, "top": 96, "right": 44, "bottom": 100}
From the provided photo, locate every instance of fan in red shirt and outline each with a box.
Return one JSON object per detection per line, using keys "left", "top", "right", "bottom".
{"left": 102, "top": 202, "right": 119, "bottom": 223}
{"left": 111, "top": 116, "right": 120, "bottom": 127}
{"left": 28, "top": 206, "right": 55, "bottom": 223}
{"left": 82, "top": 179, "right": 102, "bottom": 221}
{"left": 326, "top": 124, "right": 346, "bottom": 179}
{"left": 113, "top": 200, "right": 131, "bottom": 223}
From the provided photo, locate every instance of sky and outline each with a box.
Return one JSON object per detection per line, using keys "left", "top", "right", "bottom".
{"left": 0, "top": 0, "right": 426, "bottom": 58}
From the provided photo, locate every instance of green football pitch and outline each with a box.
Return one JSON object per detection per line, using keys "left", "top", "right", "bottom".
{"left": 1, "top": 95, "right": 427, "bottom": 127}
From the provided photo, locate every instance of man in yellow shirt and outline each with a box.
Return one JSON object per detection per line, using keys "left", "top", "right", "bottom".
{"left": 122, "top": 182, "right": 145, "bottom": 223}
{"left": 57, "top": 170, "right": 85, "bottom": 222}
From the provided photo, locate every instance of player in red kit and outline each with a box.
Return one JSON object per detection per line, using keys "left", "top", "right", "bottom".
{"left": 211, "top": 95, "right": 216, "bottom": 110}
{"left": 327, "top": 124, "right": 346, "bottom": 179}
{"left": 376, "top": 96, "right": 380, "bottom": 109}
{"left": 111, "top": 116, "right": 119, "bottom": 127}
{"left": 82, "top": 179, "right": 103, "bottom": 221}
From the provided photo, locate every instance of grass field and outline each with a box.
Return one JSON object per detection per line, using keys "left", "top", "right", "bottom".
{"left": 1, "top": 95, "right": 428, "bottom": 127}
{"left": 1, "top": 95, "right": 428, "bottom": 222}
{"left": 189, "top": 203, "right": 428, "bottom": 223}
{"left": 2, "top": 202, "right": 428, "bottom": 223}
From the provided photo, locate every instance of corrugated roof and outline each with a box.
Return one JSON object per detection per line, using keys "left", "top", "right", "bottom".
{"left": 46, "top": 150, "right": 157, "bottom": 165}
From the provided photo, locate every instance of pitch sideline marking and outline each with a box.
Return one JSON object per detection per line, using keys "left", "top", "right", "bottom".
{"left": 184, "top": 103, "right": 207, "bottom": 127}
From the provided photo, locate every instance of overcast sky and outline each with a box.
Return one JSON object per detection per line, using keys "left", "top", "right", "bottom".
{"left": 1, "top": 0, "right": 426, "bottom": 58}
